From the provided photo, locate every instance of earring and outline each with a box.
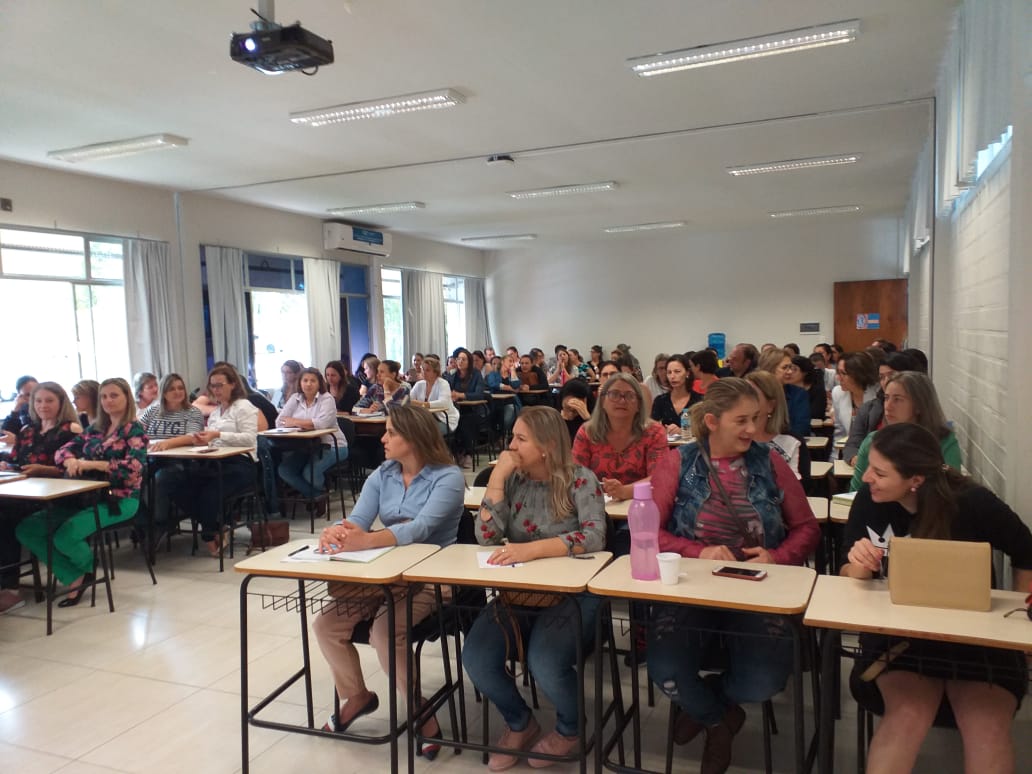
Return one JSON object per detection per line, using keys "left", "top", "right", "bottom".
{"left": 910, "top": 486, "right": 918, "bottom": 493}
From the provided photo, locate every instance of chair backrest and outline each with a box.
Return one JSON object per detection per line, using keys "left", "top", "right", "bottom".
{"left": 337, "top": 416, "right": 357, "bottom": 447}
{"left": 473, "top": 466, "right": 493, "bottom": 487}
{"left": 456, "top": 508, "right": 478, "bottom": 544}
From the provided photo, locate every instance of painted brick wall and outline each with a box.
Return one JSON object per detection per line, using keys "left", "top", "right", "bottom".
{"left": 939, "top": 151, "right": 1011, "bottom": 495}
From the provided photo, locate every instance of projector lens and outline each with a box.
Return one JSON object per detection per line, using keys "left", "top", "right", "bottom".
{"left": 243, "top": 37, "right": 257, "bottom": 52}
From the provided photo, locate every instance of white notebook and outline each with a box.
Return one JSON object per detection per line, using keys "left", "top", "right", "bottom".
{"left": 281, "top": 545, "right": 394, "bottom": 564}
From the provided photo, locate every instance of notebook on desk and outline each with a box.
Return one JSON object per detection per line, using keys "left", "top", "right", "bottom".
{"left": 888, "top": 537, "right": 992, "bottom": 612}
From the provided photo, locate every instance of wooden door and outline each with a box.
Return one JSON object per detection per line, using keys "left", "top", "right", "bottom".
{"left": 833, "top": 279, "right": 908, "bottom": 352}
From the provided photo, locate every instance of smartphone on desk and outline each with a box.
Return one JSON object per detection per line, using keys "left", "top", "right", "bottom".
{"left": 712, "top": 566, "right": 767, "bottom": 581}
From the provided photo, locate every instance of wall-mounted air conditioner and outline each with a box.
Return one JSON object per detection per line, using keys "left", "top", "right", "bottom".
{"left": 323, "top": 222, "right": 392, "bottom": 258}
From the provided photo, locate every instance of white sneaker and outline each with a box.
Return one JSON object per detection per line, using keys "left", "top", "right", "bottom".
{"left": 0, "top": 589, "right": 25, "bottom": 615}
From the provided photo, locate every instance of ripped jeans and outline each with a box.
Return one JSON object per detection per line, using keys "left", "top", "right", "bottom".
{"left": 646, "top": 605, "right": 793, "bottom": 726}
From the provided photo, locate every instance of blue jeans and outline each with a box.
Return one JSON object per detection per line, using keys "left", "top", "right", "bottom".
{"left": 170, "top": 456, "right": 257, "bottom": 540}
{"left": 149, "top": 462, "right": 189, "bottom": 529}
{"left": 277, "top": 444, "right": 348, "bottom": 499}
{"left": 647, "top": 605, "right": 794, "bottom": 726}
{"left": 257, "top": 436, "right": 282, "bottom": 513}
{"left": 463, "top": 593, "right": 600, "bottom": 737}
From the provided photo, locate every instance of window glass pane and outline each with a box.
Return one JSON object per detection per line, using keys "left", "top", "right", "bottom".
{"left": 247, "top": 255, "right": 292, "bottom": 290}
{"left": 445, "top": 303, "right": 466, "bottom": 357}
{"left": 347, "top": 296, "right": 371, "bottom": 370}
{"left": 0, "top": 227, "right": 86, "bottom": 278}
{"left": 294, "top": 259, "right": 305, "bottom": 291}
{"left": 76, "top": 284, "right": 130, "bottom": 382}
{"left": 250, "top": 290, "right": 311, "bottom": 392}
{"left": 89, "top": 240, "right": 124, "bottom": 280}
{"left": 381, "top": 267, "right": 402, "bottom": 297}
{"left": 0, "top": 279, "right": 80, "bottom": 390}
{"left": 340, "top": 263, "right": 368, "bottom": 295}
{"left": 383, "top": 297, "right": 404, "bottom": 363}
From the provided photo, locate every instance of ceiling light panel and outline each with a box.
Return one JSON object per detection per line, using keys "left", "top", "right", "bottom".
{"left": 508, "top": 181, "right": 618, "bottom": 200}
{"left": 603, "top": 221, "right": 686, "bottom": 234}
{"left": 768, "top": 205, "right": 862, "bottom": 218}
{"left": 47, "top": 133, "right": 189, "bottom": 163}
{"left": 726, "top": 154, "right": 861, "bottom": 176}
{"left": 326, "top": 201, "right": 425, "bottom": 216}
{"left": 461, "top": 234, "right": 537, "bottom": 243}
{"left": 627, "top": 19, "right": 860, "bottom": 76}
{"left": 290, "top": 89, "right": 465, "bottom": 127}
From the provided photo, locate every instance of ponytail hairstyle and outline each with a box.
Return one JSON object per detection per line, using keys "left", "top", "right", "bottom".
{"left": 868, "top": 423, "right": 969, "bottom": 540}
{"left": 688, "top": 378, "right": 760, "bottom": 443}
{"left": 515, "top": 406, "right": 575, "bottom": 520}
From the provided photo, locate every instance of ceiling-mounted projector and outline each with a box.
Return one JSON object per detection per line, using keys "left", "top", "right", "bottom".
{"left": 230, "top": 22, "right": 334, "bottom": 73}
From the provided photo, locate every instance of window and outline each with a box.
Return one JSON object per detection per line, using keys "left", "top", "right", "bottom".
{"left": 381, "top": 267, "right": 403, "bottom": 363}
{"left": 443, "top": 275, "right": 466, "bottom": 355}
{"left": 340, "top": 263, "right": 370, "bottom": 372}
{"left": 0, "top": 228, "right": 129, "bottom": 394}
{"left": 246, "top": 255, "right": 310, "bottom": 392}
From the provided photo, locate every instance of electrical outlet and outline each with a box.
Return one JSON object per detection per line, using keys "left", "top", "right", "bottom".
{"left": 0, "top": 198, "right": 11, "bottom": 212}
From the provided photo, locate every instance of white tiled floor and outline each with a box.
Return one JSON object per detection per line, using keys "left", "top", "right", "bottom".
{"left": 1, "top": 484, "right": 1030, "bottom": 773}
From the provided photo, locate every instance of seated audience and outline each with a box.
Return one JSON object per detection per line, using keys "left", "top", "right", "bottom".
{"left": 405, "top": 352, "right": 424, "bottom": 384}
{"left": 172, "top": 364, "right": 259, "bottom": 557}
{"left": 276, "top": 367, "right": 348, "bottom": 512}
{"left": 644, "top": 353, "right": 671, "bottom": 399}
{"left": 843, "top": 352, "right": 917, "bottom": 464}
{"left": 547, "top": 347, "right": 577, "bottom": 387}
{"left": 831, "top": 352, "right": 879, "bottom": 451}
{"left": 901, "top": 347, "right": 929, "bottom": 373}
{"left": 274, "top": 359, "right": 303, "bottom": 408}
{"left": 652, "top": 354, "right": 698, "bottom": 433}
{"left": 758, "top": 348, "right": 810, "bottom": 437}
{"left": 409, "top": 356, "right": 459, "bottom": 436}
{"left": 588, "top": 345, "right": 605, "bottom": 379}
{"left": 568, "top": 348, "right": 592, "bottom": 380}
{"left": 597, "top": 360, "right": 620, "bottom": 385}
{"left": 354, "top": 359, "right": 409, "bottom": 415}
{"left": 465, "top": 406, "right": 606, "bottom": 768}
{"left": 840, "top": 423, "right": 1032, "bottom": 774}
{"left": 356, "top": 354, "right": 379, "bottom": 396}
{"left": 324, "top": 360, "right": 361, "bottom": 414}
{"left": 746, "top": 371, "right": 804, "bottom": 479}
{"left": 516, "top": 354, "right": 550, "bottom": 406}
{"left": 612, "top": 343, "right": 644, "bottom": 381}
{"left": 133, "top": 371, "right": 159, "bottom": 412}
{"left": 849, "top": 372, "right": 960, "bottom": 490}
{"left": 649, "top": 379, "right": 819, "bottom": 771}
{"left": 689, "top": 350, "right": 720, "bottom": 397}
{"left": 313, "top": 404, "right": 463, "bottom": 757}
{"left": 447, "top": 347, "right": 487, "bottom": 469}
{"left": 1, "top": 375, "right": 38, "bottom": 442}
{"left": 558, "top": 378, "right": 593, "bottom": 443}
{"left": 787, "top": 355, "right": 827, "bottom": 428}
{"left": 0, "top": 382, "right": 81, "bottom": 613}
{"left": 716, "top": 343, "right": 758, "bottom": 378}
{"left": 71, "top": 379, "right": 100, "bottom": 429}
{"left": 485, "top": 353, "right": 521, "bottom": 437}
{"left": 17, "top": 378, "right": 146, "bottom": 607}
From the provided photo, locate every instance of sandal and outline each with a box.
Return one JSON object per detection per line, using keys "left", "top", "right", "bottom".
{"left": 418, "top": 716, "right": 443, "bottom": 760}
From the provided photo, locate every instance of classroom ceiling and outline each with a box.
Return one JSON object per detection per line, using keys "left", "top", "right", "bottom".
{"left": 0, "top": 1, "right": 956, "bottom": 247}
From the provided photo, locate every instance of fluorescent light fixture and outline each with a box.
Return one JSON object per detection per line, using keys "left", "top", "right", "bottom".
{"left": 326, "top": 201, "right": 425, "bottom": 216}
{"left": 768, "top": 205, "right": 862, "bottom": 219}
{"left": 727, "top": 153, "right": 861, "bottom": 176}
{"left": 461, "top": 234, "right": 537, "bottom": 243}
{"left": 603, "top": 221, "right": 686, "bottom": 234}
{"left": 508, "top": 181, "right": 618, "bottom": 200}
{"left": 627, "top": 19, "right": 860, "bottom": 76}
{"left": 290, "top": 88, "right": 465, "bottom": 126}
{"left": 47, "top": 133, "right": 189, "bottom": 163}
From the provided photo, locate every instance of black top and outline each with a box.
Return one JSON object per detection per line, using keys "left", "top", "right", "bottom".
{"left": 246, "top": 389, "right": 279, "bottom": 429}
{"left": 650, "top": 390, "right": 701, "bottom": 427}
{"left": 1, "top": 405, "right": 29, "bottom": 435}
{"left": 807, "top": 381, "right": 827, "bottom": 426}
{"left": 333, "top": 381, "right": 361, "bottom": 414}
{"left": 842, "top": 483, "right": 1032, "bottom": 577}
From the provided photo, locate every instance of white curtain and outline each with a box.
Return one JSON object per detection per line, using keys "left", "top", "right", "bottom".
{"left": 204, "top": 245, "right": 250, "bottom": 372}
{"left": 402, "top": 269, "right": 446, "bottom": 360}
{"left": 902, "top": 137, "right": 933, "bottom": 271}
{"left": 464, "top": 276, "right": 492, "bottom": 351}
{"left": 124, "top": 238, "right": 188, "bottom": 376}
{"left": 937, "top": 0, "right": 1013, "bottom": 213}
{"left": 304, "top": 257, "right": 342, "bottom": 369}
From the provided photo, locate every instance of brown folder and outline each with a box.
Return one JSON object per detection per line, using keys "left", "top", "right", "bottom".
{"left": 887, "top": 537, "right": 992, "bottom": 612}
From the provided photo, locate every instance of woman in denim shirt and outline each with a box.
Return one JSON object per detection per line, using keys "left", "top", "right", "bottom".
{"left": 648, "top": 378, "right": 819, "bottom": 774}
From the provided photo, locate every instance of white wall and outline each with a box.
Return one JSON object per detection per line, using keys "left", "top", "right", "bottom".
{"left": 485, "top": 217, "right": 902, "bottom": 356}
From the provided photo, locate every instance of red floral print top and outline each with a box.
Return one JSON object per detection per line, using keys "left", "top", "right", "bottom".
{"left": 571, "top": 421, "right": 669, "bottom": 485}
{"left": 0, "top": 421, "right": 78, "bottom": 469}
{"left": 477, "top": 465, "right": 607, "bottom": 552}
{"left": 55, "top": 421, "right": 148, "bottom": 499}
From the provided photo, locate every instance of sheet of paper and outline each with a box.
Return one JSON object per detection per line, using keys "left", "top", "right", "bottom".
{"left": 265, "top": 427, "right": 301, "bottom": 434}
{"left": 477, "top": 550, "right": 523, "bottom": 568}
{"left": 282, "top": 545, "right": 394, "bottom": 563}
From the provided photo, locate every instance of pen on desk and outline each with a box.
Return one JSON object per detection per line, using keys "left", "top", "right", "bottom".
{"left": 287, "top": 545, "right": 309, "bottom": 557}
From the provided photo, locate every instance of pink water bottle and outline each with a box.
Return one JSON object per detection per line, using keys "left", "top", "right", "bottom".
{"left": 628, "top": 481, "right": 660, "bottom": 580}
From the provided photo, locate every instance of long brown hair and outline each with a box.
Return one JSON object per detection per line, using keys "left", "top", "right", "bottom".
{"left": 28, "top": 382, "right": 79, "bottom": 426}
{"left": 208, "top": 364, "right": 247, "bottom": 403}
{"left": 885, "top": 372, "right": 951, "bottom": 440}
{"left": 158, "top": 373, "right": 191, "bottom": 412}
{"left": 746, "top": 371, "right": 788, "bottom": 435}
{"left": 585, "top": 373, "right": 649, "bottom": 444}
{"left": 869, "top": 423, "right": 969, "bottom": 540}
{"left": 95, "top": 377, "right": 137, "bottom": 433}
{"left": 387, "top": 403, "right": 454, "bottom": 467}
{"left": 515, "top": 406, "right": 575, "bottom": 520}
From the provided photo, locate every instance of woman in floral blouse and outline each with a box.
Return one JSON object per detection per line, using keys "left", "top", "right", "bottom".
{"left": 464, "top": 405, "right": 606, "bottom": 770}
{"left": 16, "top": 378, "right": 147, "bottom": 607}
{"left": 0, "top": 382, "right": 81, "bottom": 614}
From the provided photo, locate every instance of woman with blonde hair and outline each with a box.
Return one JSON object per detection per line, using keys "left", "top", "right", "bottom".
{"left": 746, "top": 371, "right": 803, "bottom": 479}
{"left": 313, "top": 404, "right": 464, "bottom": 757}
{"left": 71, "top": 379, "right": 100, "bottom": 428}
{"left": 464, "top": 406, "right": 606, "bottom": 769}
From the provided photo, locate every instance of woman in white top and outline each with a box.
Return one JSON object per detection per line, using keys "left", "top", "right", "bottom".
{"left": 746, "top": 371, "right": 802, "bottom": 478}
{"left": 408, "top": 356, "right": 459, "bottom": 435}
{"left": 830, "top": 352, "right": 879, "bottom": 451}
{"left": 643, "top": 353, "right": 671, "bottom": 399}
{"left": 275, "top": 367, "right": 348, "bottom": 504}
{"left": 171, "top": 364, "right": 259, "bottom": 557}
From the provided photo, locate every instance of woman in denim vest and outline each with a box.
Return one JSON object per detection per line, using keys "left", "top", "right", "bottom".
{"left": 648, "top": 378, "right": 819, "bottom": 774}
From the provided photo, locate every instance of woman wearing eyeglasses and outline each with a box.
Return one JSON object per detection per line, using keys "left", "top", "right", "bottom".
{"left": 171, "top": 364, "right": 259, "bottom": 557}
{"left": 408, "top": 356, "right": 459, "bottom": 436}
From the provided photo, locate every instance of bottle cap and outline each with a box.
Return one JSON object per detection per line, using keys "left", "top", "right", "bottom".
{"left": 632, "top": 481, "right": 653, "bottom": 500}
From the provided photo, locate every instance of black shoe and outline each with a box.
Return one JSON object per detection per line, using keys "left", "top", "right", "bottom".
{"left": 322, "top": 692, "right": 380, "bottom": 733}
{"left": 58, "top": 573, "right": 94, "bottom": 608}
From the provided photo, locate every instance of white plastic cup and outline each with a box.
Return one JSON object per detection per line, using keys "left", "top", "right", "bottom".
{"left": 657, "top": 552, "right": 681, "bottom": 585}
